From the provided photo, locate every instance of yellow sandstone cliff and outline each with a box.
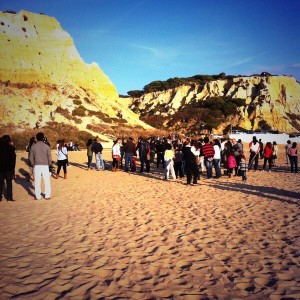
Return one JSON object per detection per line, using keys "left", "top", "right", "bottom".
{"left": 0, "top": 10, "right": 151, "bottom": 140}
{"left": 0, "top": 10, "right": 117, "bottom": 99}
{"left": 130, "top": 75, "right": 300, "bottom": 134}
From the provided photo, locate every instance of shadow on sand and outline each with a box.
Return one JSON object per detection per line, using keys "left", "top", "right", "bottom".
{"left": 203, "top": 180, "right": 300, "bottom": 207}
{"left": 16, "top": 168, "right": 35, "bottom": 197}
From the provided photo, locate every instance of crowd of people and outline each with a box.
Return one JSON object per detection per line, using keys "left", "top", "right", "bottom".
{"left": 103, "top": 135, "right": 298, "bottom": 184}
{"left": 0, "top": 132, "right": 298, "bottom": 202}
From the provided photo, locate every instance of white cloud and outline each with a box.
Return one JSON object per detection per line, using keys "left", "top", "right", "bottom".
{"left": 227, "top": 57, "right": 256, "bottom": 68}
{"left": 130, "top": 43, "right": 181, "bottom": 60}
{"left": 292, "top": 63, "right": 300, "bottom": 68}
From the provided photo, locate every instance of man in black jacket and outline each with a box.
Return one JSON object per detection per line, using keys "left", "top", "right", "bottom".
{"left": 0, "top": 135, "right": 16, "bottom": 201}
{"left": 91, "top": 139, "right": 105, "bottom": 171}
{"left": 123, "top": 137, "right": 135, "bottom": 172}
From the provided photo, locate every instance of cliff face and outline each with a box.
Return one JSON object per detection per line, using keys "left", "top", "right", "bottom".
{"left": 130, "top": 75, "right": 300, "bottom": 134}
{"left": 0, "top": 10, "right": 151, "bottom": 140}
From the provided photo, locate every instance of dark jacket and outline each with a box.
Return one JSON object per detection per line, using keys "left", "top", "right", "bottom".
{"left": 123, "top": 140, "right": 135, "bottom": 154}
{"left": 0, "top": 143, "right": 16, "bottom": 172}
{"left": 182, "top": 146, "right": 195, "bottom": 165}
{"left": 139, "top": 142, "right": 150, "bottom": 159}
{"left": 155, "top": 142, "right": 165, "bottom": 154}
{"left": 92, "top": 142, "right": 103, "bottom": 154}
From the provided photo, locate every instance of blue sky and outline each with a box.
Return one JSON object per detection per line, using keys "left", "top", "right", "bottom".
{"left": 1, "top": 0, "right": 300, "bottom": 94}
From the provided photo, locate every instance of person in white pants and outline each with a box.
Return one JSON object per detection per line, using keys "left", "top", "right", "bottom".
{"left": 164, "top": 143, "right": 176, "bottom": 180}
{"left": 29, "top": 132, "right": 52, "bottom": 200}
{"left": 34, "top": 165, "right": 51, "bottom": 199}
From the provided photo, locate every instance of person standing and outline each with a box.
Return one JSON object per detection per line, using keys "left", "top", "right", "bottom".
{"left": 92, "top": 138, "right": 105, "bottom": 171}
{"left": 86, "top": 138, "right": 93, "bottom": 170}
{"left": 174, "top": 144, "right": 183, "bottom": 179}
{"left": 201, "top": 137, "right": 215, "bottom": 179}
{"left": 239, "top": 154, "right": 248, "bottom": 182}
{"left": 288, "top": 142, "right": 298, "bottom": 173}
{"left": 120, "top": 138, "right": 126, "bottom": 169}
{"left": 0, "top": 135, "right": 16, "bottom": 201}
{"left": 227, "top": 149, "right": 237, "bottom": 178}
{"left": 182, "top": 139, "right": 199, "bottom": 185}
{"left": 259, "top": 139, "right": 264, "bottom": 159}
{"left": 149, "top": 137, "right": 156, "bottom": 164}
{"left": 29, "top": 132, "right": 52, "bottom": 200}
{"left": 132, "top": 139, "right": 138, "bottom": 172}
{"left": 123, "top": 137, "right": 135, "bottom": 172}
{"left": 155, "top": 140, "right": 165, "bottom": 168}
{"left": 263, "top": 142, "right": 273, "bottom": 172}
{"left": 213, "top": 139, "right": 221, "bottom": 178}
{"left": 248, "top": 136, "right": 260, "bottom": 171}
{"left": 26, "top": 136, "right": 36, "bottom": 180}
{"left": 56, "top": 140, "right": 68, "bottom": 179}
{"left": 112, "top": 138, "right": 122, "bottom": 172}
{"left": 138, "top": 138, "right": 151, "bottom": 173}
{"left": 164, "top": 143, "right": 176, "bottom": 180}
{"left": 232, "top": 138, "right": 243, "bottom": 176}
{"left": 272, "top": 141, "right": 278, "bottom": 166}
{"left": 285, "top": 140, "right": 292, "bottom": 165}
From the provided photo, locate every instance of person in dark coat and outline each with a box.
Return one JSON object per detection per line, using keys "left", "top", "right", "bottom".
{"left": 0, "top": 135, "right": 16, "bottom": 201}
{"left": 155, "top": 140, "right": 165, "bottom": 168}
{"left": 182, "top": 139, "right": 199, "bottom": 185}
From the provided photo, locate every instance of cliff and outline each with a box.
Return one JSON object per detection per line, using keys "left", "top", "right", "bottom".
{"left": 130, "top": 75, "right": 300, "bottom": 134}
{"left": 0, "top": 10, "right": 151, "bottom": 142}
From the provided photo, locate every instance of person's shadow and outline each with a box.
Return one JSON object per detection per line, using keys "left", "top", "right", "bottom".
{"left": 16, "top": 168, "right": 35, "bottom": 197}
{"left": 68, "top": 161, "right": 87, "bottom": 170}
{"left": 203, "top": 180, "right": 300, "bottom": 207}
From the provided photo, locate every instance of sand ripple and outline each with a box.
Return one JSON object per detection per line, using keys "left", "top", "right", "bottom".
{"left": 0, "top": 150, "right": 299, "bottom": 299}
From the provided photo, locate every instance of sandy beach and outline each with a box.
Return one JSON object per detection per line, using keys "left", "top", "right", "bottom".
{"left": 0, "top": 145, "right": 299, "bottom": 299}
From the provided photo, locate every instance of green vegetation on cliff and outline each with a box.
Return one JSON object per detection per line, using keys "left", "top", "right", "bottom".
{"left": 128, "top": 73, "right": 231, "bottom": 96}
{"left": 140, "top": 96, "right": 246, "bottom": 134}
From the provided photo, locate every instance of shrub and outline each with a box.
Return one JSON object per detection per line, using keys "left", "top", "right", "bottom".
{"left": 83, "top": 97, "right": 91, "bottom": 104}
{"left": 44, "top": 101, "right": 53, "bottom": 106}
{"left": 86, "top": 124, "right": 111, "bottom": 133}
{"left": 73, "top": 99, "right": 82, "bottom": 105}
{"left": 127, "top": 90, "right": 144, "bottom": 98}
{"left": 223, "top": 102, "right": 238, "bottom": 117}
{"left": 72, "top": 106, "right": 86, "bottom": 117}
{"left": 258, "top": 120, "right": 272, "bottom": 131}
{"left": 23, "top": 15, "right": 28, "bottom": 21}
{"left": 22, "top": 27, "right": 26, "bottom": 32}
{"left": 232, "top": 98, "right": 246, "bottom": 107}
{"left": 102, "top": 117, "right": 113, "bottom": 123}
{"left": 16, "top": 82, "right": 30, "bottom": 89}
{"left": 110, "top": 117, "right": 119, "bottom": 122}
{"left": 73, "top": 117, "right": 82, "bottom": 124}
{"left": 68, "top": 94, "right": 80, "bottom": 99}
{"left": 55, "top": 107, "right": 70, "bottom": 118}
{"left": 247, "top": 103, "right": 256, "bottom": 116}
{"left": 202, "top": 97, "right": 224, "bottom": 111}
{"left": 117, "top": 119, "right": 128, "bottom": 124}
{"left": 201, "top": 113, "right": 222, "bottom": 129}
{"left": 88, "top": 110, "right": 107, "bottom": 119}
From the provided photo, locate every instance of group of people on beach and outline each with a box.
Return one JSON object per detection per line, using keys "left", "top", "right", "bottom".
{"left": 0, "top": 132, "right": 298, "bottom": 202}
{"left": 103, "top": 135, "right": 298, "bottom": 185}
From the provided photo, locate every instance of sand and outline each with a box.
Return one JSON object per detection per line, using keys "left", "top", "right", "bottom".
{"left": 0, "top": 145, "right": 299, "bottom": 299}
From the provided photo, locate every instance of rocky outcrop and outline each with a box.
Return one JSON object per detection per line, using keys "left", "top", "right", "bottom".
{"left": 130, "top": 75, "right": 300, "bottom": 134}
{"left": 0, "top": 10, "right": 151, "bottom": 140}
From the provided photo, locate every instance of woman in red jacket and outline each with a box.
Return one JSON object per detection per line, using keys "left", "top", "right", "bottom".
{"left": 263, "top": 142, "right": 273, "bottom": 171}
